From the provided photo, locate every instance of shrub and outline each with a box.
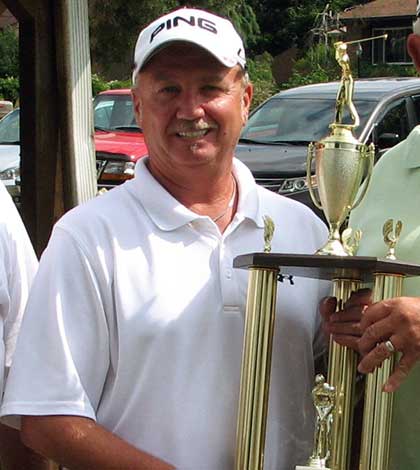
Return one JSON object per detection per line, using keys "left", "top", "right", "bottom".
{"left": 282, "top": 43, "right": 340, "bottom": 90}
{"left": 0, "top": 77, "right": 19, "bottom": 104}
{"left": 91, "top": 73, "right": 110, "bottom": 96}
{"left": 247, "top": 52, "right": 279, "bottom": 109}
{"left": 108, "top": 79, "right": 131, "bottom": 90}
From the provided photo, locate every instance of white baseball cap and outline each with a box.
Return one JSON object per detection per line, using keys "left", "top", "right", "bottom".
{"left": 132, "top": 8, "right": 246, "bottom": 83}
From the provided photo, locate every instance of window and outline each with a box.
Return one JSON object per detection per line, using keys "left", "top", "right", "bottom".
{"left": 93, "top": 94, "right": 138, "bottom": 131}
{"left": 372, "top": 28, "right": 412, "bottom": 65}
{"left": 376, "top": 99, "right": 409, "bottom": 143}
{"left": 241, "top": 97, "right": 376, "bottom": 143}
{"left": 412, "top": 95, "right": 420, "bottom": 124}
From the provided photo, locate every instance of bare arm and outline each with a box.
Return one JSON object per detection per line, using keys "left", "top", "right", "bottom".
{"left": 21, "top": 416, "right": 176, "bottom": 470}
{"left": 0, "top": 422, "right": 50, "bottom": 470}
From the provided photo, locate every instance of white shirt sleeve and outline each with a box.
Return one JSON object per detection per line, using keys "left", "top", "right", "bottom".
{"left": 0, "top": 183, "right": 37, "bottom": 371}
{"left": 1, "top": 225, "right": 110, "bottom": 421}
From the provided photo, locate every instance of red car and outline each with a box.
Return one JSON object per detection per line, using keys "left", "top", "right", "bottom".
{"left": 94, "top": 89, "right": 148, "bottom": 190}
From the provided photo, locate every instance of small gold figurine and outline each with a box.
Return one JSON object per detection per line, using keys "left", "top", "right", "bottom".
{"left": 334, "top": 41, "right": 359, "bottom": 128}
{"left": 383, "top": 219, "right": 403, "bottom": 260}
{"left": 308, "top": 375, "right": 335, "bottom": 469}
{"left": 342, "top": 227, "right": 362, "bottom": 256}
{"left": 263, "top": 215, "right": 275, "bottom": 253}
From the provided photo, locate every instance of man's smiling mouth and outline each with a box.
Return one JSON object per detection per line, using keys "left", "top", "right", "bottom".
{"left": 176, "top": 129, "right": 210, "bottom": 138}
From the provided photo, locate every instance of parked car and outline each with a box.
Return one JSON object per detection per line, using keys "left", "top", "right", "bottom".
{"left": 0, "top": 108, "right": 20, "bottom": 203}
{"left": 93, "top": 89, "right": 148, "bottom": 190}
{"left": 0, "top": 89, "right": 149, "bottom": 204}
{"left": 236, "top": 78, "right": 420, "bottom": 212}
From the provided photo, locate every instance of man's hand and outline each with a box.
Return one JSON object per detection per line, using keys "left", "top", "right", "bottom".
{"left": 320, "top": 289, "right": 371, "bottom": 351}
{"left": 358, "top": 296, "right": 420, "bottom": 392}
{"left": 320, "top": 290, "right": 420, "bottom": 393}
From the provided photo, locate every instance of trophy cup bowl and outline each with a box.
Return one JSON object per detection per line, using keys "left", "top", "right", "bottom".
{"left": 307, "top": 124, "right": 374, "bottom": 256}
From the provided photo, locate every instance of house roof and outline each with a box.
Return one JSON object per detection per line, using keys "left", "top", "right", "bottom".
{"left": 0, "top": 2, "right": 17, "bottom": 29}
{"left": 340, "top": 0, "right": 416, "bottom": 20}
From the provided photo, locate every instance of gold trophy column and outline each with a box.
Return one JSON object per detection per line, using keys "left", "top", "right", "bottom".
{"left": 327, "top": 278, "right": 361, "bottom": 470}
{"left": 235, "top": 266, "right": 279, "bottom": 470}
{"left": 360, "top": 220, "right": 404, "bottom": 470}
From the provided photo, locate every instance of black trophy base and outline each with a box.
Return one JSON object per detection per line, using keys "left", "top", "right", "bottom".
{"left": 233, "top": 253, "right": 420, "bottom": 281}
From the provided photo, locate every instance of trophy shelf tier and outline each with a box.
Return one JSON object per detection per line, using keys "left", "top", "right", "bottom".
{"left": 233, "top": 253, "right": 420, "bottom": 281}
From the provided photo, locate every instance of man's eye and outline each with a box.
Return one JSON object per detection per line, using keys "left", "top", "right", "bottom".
{"left": 203, "top": 85, "right": 220, "bottom": 92}
{"left": 159, "top": 86, "right": 178, "bottom": 94}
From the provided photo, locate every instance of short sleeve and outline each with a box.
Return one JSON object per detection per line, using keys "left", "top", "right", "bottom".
{"left": 1, "top": 226, "right": 110, "bottom": 421}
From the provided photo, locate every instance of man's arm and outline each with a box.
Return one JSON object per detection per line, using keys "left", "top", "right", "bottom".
{"left": 21, "top": 415, "right": 176, "bottom": 470}
{"left": 0, "top": 422, "right": 50, "bottom": 470}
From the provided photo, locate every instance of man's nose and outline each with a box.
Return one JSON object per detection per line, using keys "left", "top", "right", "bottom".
{"left": 176, "top": 91, "right": 206, "bottom": 120}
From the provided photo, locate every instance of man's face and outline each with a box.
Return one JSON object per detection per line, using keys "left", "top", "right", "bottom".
{"left": 132, "top": 43, "right": 252, "bottom": 177}
{"left": 407, "top": 33, "right": 420, "bottom": 73}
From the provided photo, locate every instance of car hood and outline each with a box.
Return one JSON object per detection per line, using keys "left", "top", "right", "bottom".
{"left": 235, "top": 142, "right": 309, "bottom": 177}
{"left": 0, "top": 144, "right": 20, "bottom": 171}
{"left": 94, "top": 130, "right": 148, "bottom": 161}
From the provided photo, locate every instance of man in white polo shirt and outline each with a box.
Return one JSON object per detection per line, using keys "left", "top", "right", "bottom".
{"left": 2, "top": 8, "right": 329, "bottom": 470}
{"left": 0, "top": 182, "right": 48, "bottom": 469}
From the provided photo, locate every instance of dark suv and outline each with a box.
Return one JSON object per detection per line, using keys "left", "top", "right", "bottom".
{"left": 236, "top": 78, "right": 420, "bottom": 210}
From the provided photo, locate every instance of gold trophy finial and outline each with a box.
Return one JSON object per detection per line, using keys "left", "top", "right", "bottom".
{"left": 263, "top": 215, "right": 275, "bottom": 253}
{"left": 383, "top": 219, "right": 403, "bottom": 260}
{"left": 306, "top": 36, "right": 387, "bottom": 256}
{"left": 334, "top": 41, "right": 359, "bottom": 129}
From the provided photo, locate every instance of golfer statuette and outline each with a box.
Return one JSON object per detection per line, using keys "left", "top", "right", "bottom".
{"left": 296, "top": 375, "right": 335, "bottom": 470}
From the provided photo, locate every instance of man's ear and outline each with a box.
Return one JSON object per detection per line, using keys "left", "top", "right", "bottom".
{"left": 242, "top": 83, "right": 253, "bottom": 125}
{"left": 131, "top": 89, "right": 143, "bottom": 128}
{"left": 407, "top": 34, "right": 420, "bottom": 73}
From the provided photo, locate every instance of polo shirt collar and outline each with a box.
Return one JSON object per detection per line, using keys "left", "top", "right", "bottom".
{"left": 403, "top": 125, "right": 420, "bottom": 169}
{"left": 128, "top": 157, "right": 265, "bottom": 231}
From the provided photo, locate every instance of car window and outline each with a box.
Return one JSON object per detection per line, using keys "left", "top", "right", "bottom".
{"left": 412, "top": 95, "right": 420, "bottom": 124}
{"left": 241, "top": 97, "right": 376, "bottom": 143}
{"left": 376, "top": 98, "right": 409, "bottom": 142}
{"left": 0, "top": 109, "right": 19, "bottom": 144}
{"left": 93, "top": 94, "right": 139, "bottom": 131}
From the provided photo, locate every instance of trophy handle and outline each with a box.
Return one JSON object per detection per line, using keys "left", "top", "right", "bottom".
{"left": 307, "top": 143, "right": 323, "bottom": 210}
{"left": 350, "top": 143, "right": 374, "bottom": 210}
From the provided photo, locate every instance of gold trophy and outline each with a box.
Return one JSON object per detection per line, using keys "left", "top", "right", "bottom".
{"left": 306, "top": 38, "right": 377, "bottom": 256}
{"left": 234, "top": 34, "right": 420, "bottom": 470}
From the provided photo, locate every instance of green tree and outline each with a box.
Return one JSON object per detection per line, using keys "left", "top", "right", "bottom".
{"left": 0, "top": 27, "right": 19, "bottom": 79}
{"left": 247, "top": 52, "right": 278, "bottom": 108}
{"left": 89, "top": 0, "right": 259, "bottom": 79}
{"left": 282, "top": 42, "right": 339, "bottom": 89}
{"left": 248, "top": 0, "right": 370, "bottom": 56}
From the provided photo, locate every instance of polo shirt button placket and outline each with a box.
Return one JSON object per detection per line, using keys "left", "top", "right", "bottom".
{"left": 219, "top": 242, "right": 239, "bottom": 312}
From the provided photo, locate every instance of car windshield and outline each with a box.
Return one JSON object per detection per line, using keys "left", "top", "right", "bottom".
{"left": 241, "top": 97, "right": 377, "bottom": 144}
{"left": 0, "top": 109, "right": 19, "bottom": 144}
{"left": 93, "top": 93, "right": 140, "bottom": 132}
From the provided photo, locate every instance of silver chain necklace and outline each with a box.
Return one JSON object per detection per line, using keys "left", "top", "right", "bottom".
{"left": 212, "top": 176, "right": 237, "bottom": 223}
